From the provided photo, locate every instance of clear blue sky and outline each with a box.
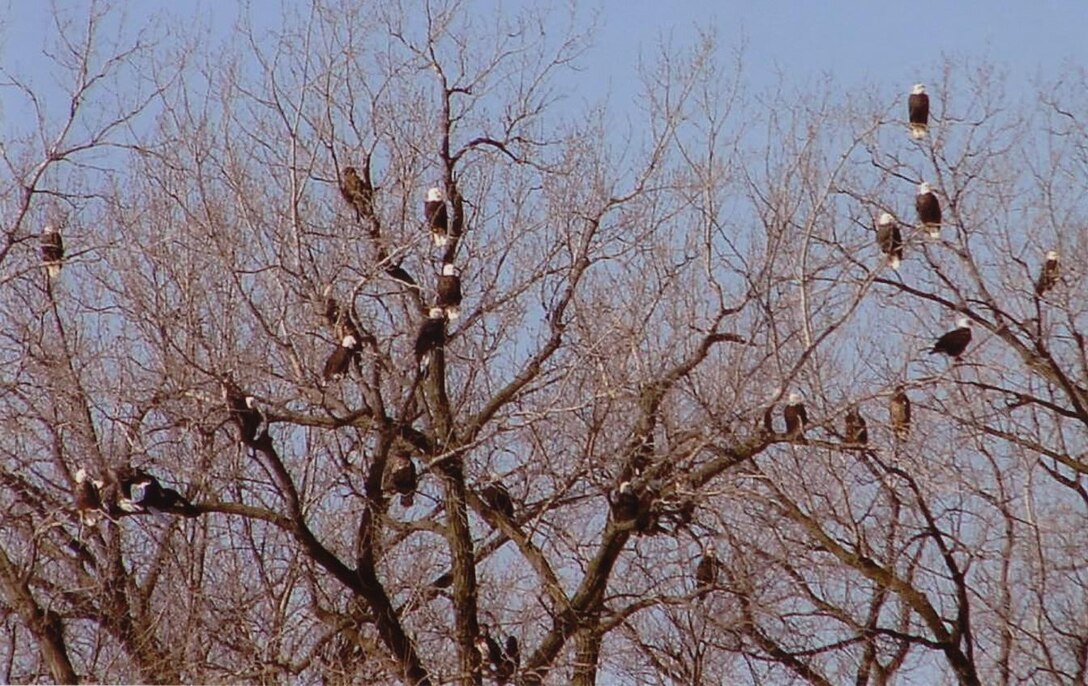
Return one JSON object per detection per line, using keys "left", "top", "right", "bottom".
{"left": 3, "top": 1, "right": 1087, "bottom": 106}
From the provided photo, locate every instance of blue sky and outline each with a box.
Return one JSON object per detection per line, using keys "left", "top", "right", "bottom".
{"left": 4, "top": 1, "right": 1087, "bottom": 106}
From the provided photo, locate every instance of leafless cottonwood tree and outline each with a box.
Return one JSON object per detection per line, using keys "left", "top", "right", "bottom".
{"left": 1, "top": 1, "right": 1086, "bottom": 684}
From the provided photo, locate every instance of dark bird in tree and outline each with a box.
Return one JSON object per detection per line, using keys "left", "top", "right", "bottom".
{"left": 424, "top": 187, "right": 449, "bottom": 246}
{"left": 436, "top": 263, "right": 463, "bottom": 319}
{"left": 73, "top": 468, "right": 104, "bottom": 525}
{"left": 609, "top": 481, "right": 640, "bottom": 523}
{"left": 323, "top": 333, "right": 361, "bottom": 381}
{"left": 890, "top": 386, "right": 911, "bottom": 440}
{"left": 1035, "top": 250, "right": 1061, "bottom": 297}
{"left": 385, "top": 263, "right": 418, "bottom": 289}
{"left": 475, "top": 624, "right": 506, "bottom": 682}
{"left": 876, "top": 212, "right": 903, "bottom": 270}
{"left": 930, "top": 317, "right": 972, "bottom": 359}
{"left": 481, "top": 474, "right": 514, "bottom": 520}
{"left": 915, "top": 182, "right": 941, "bottom": 238}
{"left": 222, "top": 381, "right": 265, "bottom": 445}
{"left": 844, "top": 405, "right": 868, "bottom": 445}
{"left": 501, "top": 636, "right": 520, "bottom": 681}
{"left": 415, "top": 307, "right": 447, "bottom": 373}
{"left": 908, "top": 83, "right": 930, "bottom": 139}
{"left": 695, "top": 543, "right": 721, "bottom": 593}
{"left": 112, "top": 466, "right": 196, "bottom": 517}
{"left": 783, "top": 392, "right": 808, "bottom": 440}
{"left": 762, "top": 402, "right": 777, "bottom": 435}
{"left": 40, "top": 224, "right": 64, "bottom": 279}
{"left": 387, "top": 452, "right": 418, "bottom": 507}
{"left": 340, "top": 166, "right": 373, "bottom": 217}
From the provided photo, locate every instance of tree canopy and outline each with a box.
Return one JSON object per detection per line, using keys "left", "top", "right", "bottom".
{"left": 1, "top": 2, "right": 1086, "bottom": 684}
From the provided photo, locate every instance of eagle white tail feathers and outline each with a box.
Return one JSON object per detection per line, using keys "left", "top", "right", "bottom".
{"left": 926, "top": 225, "right": 940, "bottom": 239}
{"left": 910, "top": 124, "right": 927, "bottom": 140}
{"left": 444, "top": 306, "right": 460, "bottom": 320}
{"left": 432, "top": 232, "right": 449, "bottom": 247}
{"left": 888, "top": 255, "right": 901, "bottom": 271}
{"left": 46, "top": 263, "right": 61, "bottom": 279}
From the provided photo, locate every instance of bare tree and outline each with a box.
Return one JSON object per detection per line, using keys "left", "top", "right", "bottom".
{"left": 1, "top": 2, "right": 1086, "bottom": 685}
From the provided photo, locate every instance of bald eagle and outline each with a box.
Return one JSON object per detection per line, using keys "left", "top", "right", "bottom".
{"left": 916, "top": 183, "right": 941, "bottom": 238}
{"left": 844, "top": 405, "right": 868, "bottom": 445}
{"left": 876, "top": 212, "right": 903, "bottom": 270}
{"left": 323, "top": 334, "right": 362, "bottom": 381}
{"left": 931, "top": 317, "right": 972, "bottom": 358}
{"left": 890, "top": 386, "right": 911, "bottom": 440}
{"left": 610, "top": 481, "right": 640, "bottom": 522}
{"left": 695, "top": 543, "right": 721, "bottom": 593}
{"left": 222, "top": 382, "right": 266, "bottom": 445}
{"left": 436, "top": 263, "right": 463, "bottom": 319}
{"left": 340, "top": 166, "right": 373, "bottom": 217}
{"left": 415, "top": 307, "right": 447, "bottom": 372}
{"left": 113, "top": 466, "right": 196, "bottom": 517}
{"left": 783, "top": 392, "right": 808, "bottom": 440}
{"left": 481, "top": 475, "right": 514, "bottom": 520}
{"left": 424, "top": 187, "right": 449, "bottom": 246}
{"left": 909, "top": 84, "right": 930, "bottom": 139}
{"left": 40, "top": 224, "right": 64, "bottom": 278}
{"left": 1035, "top": 250, "right": 1061, "bottom": 297}
{"left": 74, "top": 468, "right": 105, "bottom": 525}
{"left": 387, "top": 452, "right": 418, "bottom": 507}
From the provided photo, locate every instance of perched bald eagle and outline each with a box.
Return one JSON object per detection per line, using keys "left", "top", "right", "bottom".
{"left": 113, "top": 466, "right": 196, "bottom": 517}
{"left": 415, "top": 307, "right": 447, "bottom": 372}
{"left": 482, "top": 475, "right": 514, "bottom": 520}
{"left": 844, "top": 405, "right": 868, "bottom": 445}
{"left": 916, "top": 183, "right": 941, "bottom": 238}
{"left": 909, "top": 84, "right": 930, "bottom": 139}
{"left": 222, "top": 382, "right": 265, "bottom": 445}
{"left": 74, "top": 468, "right": 105, "bottom": 525}
{"left": 424, "top": 187, "right": 449, "bottom": 246}
{"left": 323, "top": 334, "right": 361, "bottom": 381}
{"left": 1035, "top": 250, "right": 1061, "bottom": 297}
{"left": 40, "top": 224, "right": 64, "bottom": 279}
{"left": 610, "top": 481, "right": 640, "bottom": 522}
{"left": 876, "top": 212, "right": 903, "bottom": 270}
{"left": 387, "top": 452, "right": 417, "bottom": 507}
{"left": 931, "top": 317, "right": 972, "bottom": 358}
{"left": 783, "top": 392, "right": 808, "bottom": 440}
{"left": 890, "top": 386, "right": 911, "bottom": 440}
{"left": 340, "top": 166, "right": 373, "bottom": 217}
{"left": 695, "top": 543, "right": 721, "bottom": 593}
{"left": 436, "top": 263, "right": 463, "bottom": 319}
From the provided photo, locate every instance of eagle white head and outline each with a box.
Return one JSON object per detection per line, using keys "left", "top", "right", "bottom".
{"left": 917, "top": 182, "right": 932, "bottom": 195}
{"left": 911, "top": 84, "right": 926, "bottom": 95}
{"left": 341, "top": 334, "right": 358, "bottom": 348}
{"left": 618, "top": 480, "right": 633, "bottom": 494}
{"left": 1045, "top": 250, "right": 1059, "bottom": 261}
{"left": 426, "top": 187, "right": 444, "bottom": 202}
{"left": 705, "top": 541, "right": 716, "bottom": 555}
{"left": 244, "top": 396, "right": 258, "bottom": 409}
{"left": 788, "top": 391, "right": 804, "bottom": 405}
{"left": 878, "top": 212, "right": 895, "bottom": 226}
{"left": 75, "top": 468, "right": 88, "bottom": 483}
{"left": 956, "top": 316, "right": 970, "bottom": 329}
{"left": 43, "top": 223, "right": 59, "bottom": 234}
{"left": 442, "top": 263, "right": 458, "bottom": 277}
{"left": 428, "top": 306, "right": 445, "bottom": 319}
